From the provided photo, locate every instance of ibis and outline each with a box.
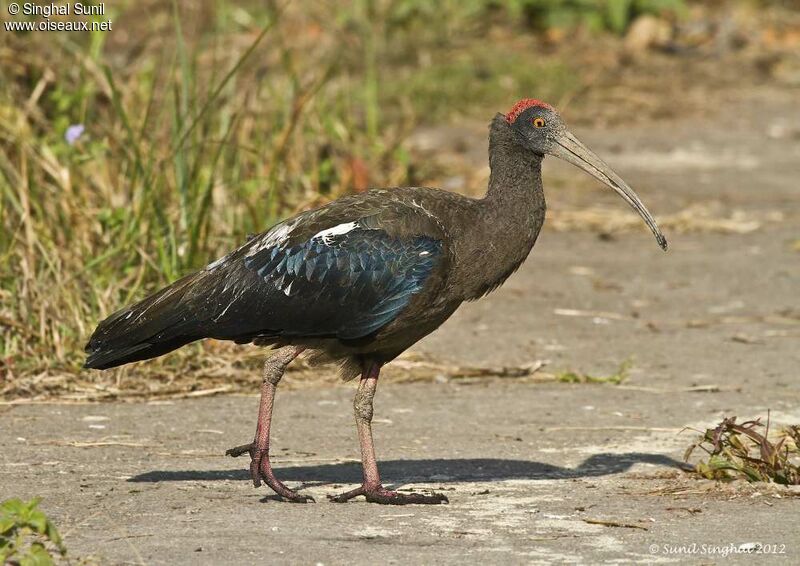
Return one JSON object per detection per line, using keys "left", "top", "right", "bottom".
{"left": 85, "top": 99, "right": 667, "bottom": 504}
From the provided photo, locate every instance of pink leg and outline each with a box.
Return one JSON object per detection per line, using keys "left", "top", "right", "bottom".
{"left": 329, "top": 363, "right": 448, "bottom": 505}
{"left": 226, "top": 346, "right": 313, "bottom": 503}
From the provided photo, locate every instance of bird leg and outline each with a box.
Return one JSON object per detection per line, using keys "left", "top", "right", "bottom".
{"left": 329, "top": 363, "right": 448, "bottom": 505}
{"left": 225, "top": 346, "right": 313, "bottom": 503}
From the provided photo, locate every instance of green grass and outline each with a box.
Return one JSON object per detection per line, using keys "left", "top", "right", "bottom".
{"left": 0, "top": 1, "right": 591, "bottom": 383}
{"left": 1, "top": 498, "right": 67, "bottom": 565}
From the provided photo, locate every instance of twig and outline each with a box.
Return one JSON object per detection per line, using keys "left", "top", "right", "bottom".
{"left": 544, "top": 426, "right": 681, "bottom": 432}
{"left": 168, "top": 386, "right": 233, "bottom": 398}
{"left": 583, "top": 518, "right": 649, "bottom": 530}
{"left": 554, "top": 308, "right": 631, "bottom": 320}
{"left": 105, "top": 534, "right": 155, "bottom": 542}
{"left": 33, "top": 441, "right": 152, "bottom": 448}
{"left": 615, "top": 384, "right": 721, "bottom": 393}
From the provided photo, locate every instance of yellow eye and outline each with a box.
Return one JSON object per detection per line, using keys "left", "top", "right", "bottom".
{"left": 533, "top": 117, "right": 546, "bottom": 128}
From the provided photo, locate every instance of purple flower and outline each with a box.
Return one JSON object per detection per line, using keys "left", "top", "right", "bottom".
{"left": 65, "top": 124, "right": 85, "bottom": 145}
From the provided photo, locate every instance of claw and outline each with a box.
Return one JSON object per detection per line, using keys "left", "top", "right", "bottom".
{"left": 227, "top": 441, "right": 313, "bottom": 502}
{"left": 283, "top": 493, "right": 315, "bottom": 504}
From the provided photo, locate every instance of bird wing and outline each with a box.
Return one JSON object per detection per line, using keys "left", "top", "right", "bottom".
{"left": 196, "top": 195, "right": 447, "bottom": 342}
{"left": 83, "top": 191, "right": 450, "bottom": 368}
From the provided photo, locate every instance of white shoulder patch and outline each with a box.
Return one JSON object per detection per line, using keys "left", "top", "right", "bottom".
{"left": 245, "top": 220, "right": 297, "bottom": 257}
{"left": 313, "top": 221, "right": 359, "bottom": 245}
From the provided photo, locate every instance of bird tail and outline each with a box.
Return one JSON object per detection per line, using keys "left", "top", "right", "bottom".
{"left": 84, "top": 273, "right": 204, "bottom": 370}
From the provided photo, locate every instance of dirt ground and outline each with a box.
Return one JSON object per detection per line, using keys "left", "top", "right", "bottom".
{"left": 2, "top": 87, "right": 799, "bottom": 564}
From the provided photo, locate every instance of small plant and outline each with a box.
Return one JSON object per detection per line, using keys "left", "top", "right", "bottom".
{"left": 556, "top": 359, "right": 632, "bottom": 384}
{"left": 0, "top": 497, "right": 67, "bottom": 565}
{"left": 684, "top": 415, "right": 800, "bottom": 485}
{"left": 518, "top": 0, "right": 686, "bottom": 35}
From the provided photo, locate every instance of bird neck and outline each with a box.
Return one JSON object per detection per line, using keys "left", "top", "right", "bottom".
{"left": 484, "top": 114, "right": 544, "bottom": 208}
{"left": 451, "top": 115, "right": 547, "bottom": 301}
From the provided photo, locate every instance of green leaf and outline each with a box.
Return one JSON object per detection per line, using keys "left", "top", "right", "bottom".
{"left": 740, "top": 465, "right": 765, "bottom": 483}
{"left": 0, "top": 516, "right": 16, "bottom": 534}
{"left": 20, "top": 543, "right": 55, "bottom": 566}
{"left": 1, "top": 498, "right": 27, "bottom": 516}
{"left": 707, "top": 454, "right": 738, "bottom": 472}
{"left": 27, "top": 510, "right": 48, "bottom": 534}
{"left": 606, "top": 0, "right": 632, "bottom": 34}
{"left": 44, "top": 522, "right": 65, "bottom": 555}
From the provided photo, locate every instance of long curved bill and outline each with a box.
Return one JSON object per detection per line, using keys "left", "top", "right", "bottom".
{"left": 549, "top": 131, "right": 668, "bottom": 251}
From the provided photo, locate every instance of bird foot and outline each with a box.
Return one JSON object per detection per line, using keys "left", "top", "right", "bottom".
{"left": 328, "top": 484, "right": 448, "bottom": 505}
{"left": 225, "top": 442, "right": 314, "bottom": 503}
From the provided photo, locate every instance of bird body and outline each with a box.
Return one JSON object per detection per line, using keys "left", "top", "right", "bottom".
{"left": 85, "top": 115, "right": 546, "bottom": 377}
{"left": 85, "top": 100, "right": 666, "bottom": 504}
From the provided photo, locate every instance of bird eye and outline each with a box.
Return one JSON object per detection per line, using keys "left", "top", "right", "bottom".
{"left": 533, "top": 117, "right": 546, "bottom": 128}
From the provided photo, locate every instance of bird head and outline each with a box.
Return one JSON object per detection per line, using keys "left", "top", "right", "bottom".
{"left": 505, "top": 99, "right": 667, "bottom": 251}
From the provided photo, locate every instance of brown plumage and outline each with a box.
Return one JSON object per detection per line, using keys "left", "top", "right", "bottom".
{"left": 85, "top": 100, "right": 666, "bottom": 504}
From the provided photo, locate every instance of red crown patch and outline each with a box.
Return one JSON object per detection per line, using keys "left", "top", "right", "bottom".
{"left": 505, "top": 99, "right": 555, "bottom": 124}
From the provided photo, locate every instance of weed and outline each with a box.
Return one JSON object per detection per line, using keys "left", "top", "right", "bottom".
{"left": 556, "top": 359, "right": 632, "bottom": 384}
{"left": 684, "top": 415, "right": 800, "bottom": 485}
{"left": 0, "top": 497, "right": 67, "bottom": 565}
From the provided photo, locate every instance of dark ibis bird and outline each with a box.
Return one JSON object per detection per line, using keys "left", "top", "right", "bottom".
{"left": 85, "top": 99, "right": 667, "bottom": 504}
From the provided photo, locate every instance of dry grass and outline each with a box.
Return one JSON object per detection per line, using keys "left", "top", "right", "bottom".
{"left": 0, "top": 348, "right": 555, "bottom": 403}
{"left": 1, "top": 345, "right": 646, "bottom": 404}
{"left": 0, "top": 1, "right": 577, "bottom": 385}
